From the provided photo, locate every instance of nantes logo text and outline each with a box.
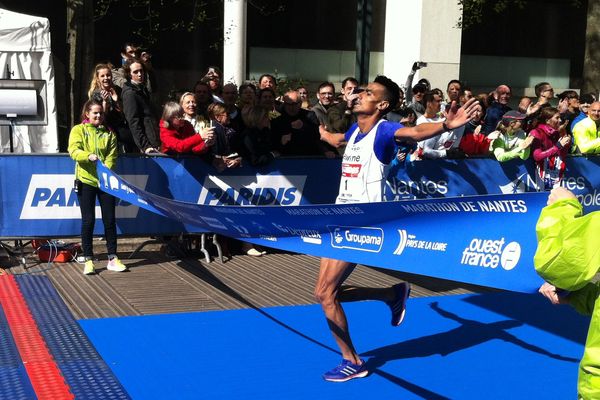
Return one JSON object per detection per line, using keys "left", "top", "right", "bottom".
{"left": 460, "top": 237, "right": 521, "bottom": 270}
{"left": 198, "top": 175, "right": 306, "bottom": 206}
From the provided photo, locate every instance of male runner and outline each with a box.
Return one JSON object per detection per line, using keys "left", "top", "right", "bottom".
{"left": 317, "top": 75, "right": 480, "bottom": 382}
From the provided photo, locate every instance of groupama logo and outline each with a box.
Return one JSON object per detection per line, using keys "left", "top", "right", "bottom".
{"left": 328, "top": 225, "right": 383, "bottom": 253}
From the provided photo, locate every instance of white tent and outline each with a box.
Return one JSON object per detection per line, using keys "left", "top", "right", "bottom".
{"left": 0, "top": 8, "right": 57, "bottom": 153}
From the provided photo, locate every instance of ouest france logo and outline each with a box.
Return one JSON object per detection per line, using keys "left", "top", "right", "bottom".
{"left": 460, "top": 236, "right": 521, "bottom": 270}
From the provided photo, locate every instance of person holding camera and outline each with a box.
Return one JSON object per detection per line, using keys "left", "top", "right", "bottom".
{"left": 68, "top": 99, "right": 128, "bottom": 275}
{"left": 403, "top": 61, "right": 426, "bottom": 101}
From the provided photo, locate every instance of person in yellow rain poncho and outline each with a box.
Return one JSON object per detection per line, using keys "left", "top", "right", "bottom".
{"left": 535, "top": 187, "right": 600, "bottom": 400}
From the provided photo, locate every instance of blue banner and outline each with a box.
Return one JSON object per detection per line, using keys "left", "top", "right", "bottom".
{"left": 96, "top": 161, "right": 549, "bottom": 293}
{"left": 0, "top": 155, "right": 339, "bottom": 237}
{"left": 2, "top": 154, "right": 600, "bottom": 238}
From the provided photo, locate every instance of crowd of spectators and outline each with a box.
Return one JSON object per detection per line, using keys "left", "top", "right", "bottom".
{"left": 78, "top": 41, "right": 600, "bottom": 261}
{"left": 395, "top": 62, "right": 599, "bottom": 189}
{"left": 89, "top": 43, "right": 600, "bottom": 192}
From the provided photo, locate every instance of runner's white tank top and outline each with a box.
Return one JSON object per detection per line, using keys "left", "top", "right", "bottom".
{"left": 336, "top": 120, "right": 387, "bottom": 204}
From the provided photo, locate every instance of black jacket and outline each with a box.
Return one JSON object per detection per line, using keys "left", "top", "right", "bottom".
{"left": 122, "top": 81, "right": 160, "bottom": 152}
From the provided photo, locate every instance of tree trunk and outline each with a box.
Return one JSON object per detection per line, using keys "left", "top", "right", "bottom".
{"left": 66, "top": 0, "right": 94, "bottom": 132}
{"left": 583, "top": 0, "right": 600, "bottom": 96}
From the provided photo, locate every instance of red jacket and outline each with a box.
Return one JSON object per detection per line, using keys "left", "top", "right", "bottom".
{"left": 530, "top": 123, "right": 569, "bottom": 185}
{"left": 459, "top": 132, "right": 492, "bottom": 156}
{"left": 530, "top": 123, "right": 569, "bottom": 162}
{"left": 160, "top": 119, "right": 208, "bottom": 154}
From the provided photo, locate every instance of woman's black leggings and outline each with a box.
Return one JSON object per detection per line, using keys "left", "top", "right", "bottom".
{"left": 77, "top": 182, "right": 117, "bottom": 257}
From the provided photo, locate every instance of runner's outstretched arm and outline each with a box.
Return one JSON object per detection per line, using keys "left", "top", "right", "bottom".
{"left": 394, "top": 98, "right": 480, "bottom": 142}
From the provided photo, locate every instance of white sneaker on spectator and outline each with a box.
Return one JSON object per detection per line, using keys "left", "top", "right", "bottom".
{"left": 246, "top": 248, "right": 262, "bottom": 257}
{"left": 107, "top": 257, "right": 128, "bottom": 272}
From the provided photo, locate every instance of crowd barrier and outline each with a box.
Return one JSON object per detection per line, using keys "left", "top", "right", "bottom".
{"left": 2, "top": 154, "right": 600, "bottom": 239}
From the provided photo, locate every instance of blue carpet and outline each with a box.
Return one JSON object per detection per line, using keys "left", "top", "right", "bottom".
{"left": 79, "top": 292, "right": 588, "bottom": 400}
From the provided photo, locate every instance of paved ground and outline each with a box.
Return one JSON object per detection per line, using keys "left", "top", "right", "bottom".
{"left": 1, "top": 236, "right": 492, "bottom": 320}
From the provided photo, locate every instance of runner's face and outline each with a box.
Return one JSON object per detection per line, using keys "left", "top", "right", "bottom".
{"left": 354, "top": 83, "right": 387, "bottom": 115}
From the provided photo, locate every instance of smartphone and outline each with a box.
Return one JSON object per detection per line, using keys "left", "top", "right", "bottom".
{"left": 73, "top": 179, "right": 82, "bottom": 194}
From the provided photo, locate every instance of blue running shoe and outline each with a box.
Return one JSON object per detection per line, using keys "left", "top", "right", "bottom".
{"left": 388, "top": 282, "right": 411, "bottom": 326}
{"left": 323, "top": 359, "right": 368, "bottom": 382}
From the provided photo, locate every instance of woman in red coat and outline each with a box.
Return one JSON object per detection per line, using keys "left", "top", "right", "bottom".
{"left": 160, "top": 101, "right": 214, "bottom": 155}
{"left": 530, "top": 107, "right": 571, "bottom": 190}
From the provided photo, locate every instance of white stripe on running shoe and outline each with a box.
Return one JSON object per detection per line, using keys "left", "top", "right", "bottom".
{"left": 341, "top": 367, "right": 356, "bottom": 375}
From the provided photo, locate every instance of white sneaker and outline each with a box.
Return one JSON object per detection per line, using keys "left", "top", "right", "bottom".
{"left": 246, "top": 248, "right": 263, "bottom": 257}
{"left": 107, "top": 257, "right": 128, "bottom": 272}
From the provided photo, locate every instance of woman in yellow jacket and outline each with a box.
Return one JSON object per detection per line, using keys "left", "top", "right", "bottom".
{"left": 68, "top": 99, "right": 128, "bottom": 275}
{"left": 535, "top": 187, "right": 600, "bottom": 399}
